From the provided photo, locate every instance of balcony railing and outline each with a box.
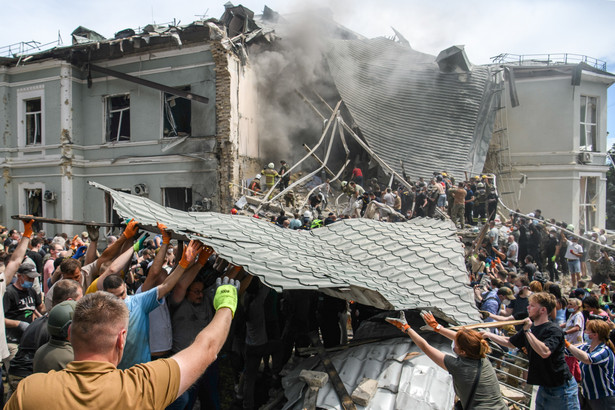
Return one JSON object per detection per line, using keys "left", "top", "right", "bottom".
{"left": 491, "top": 53, "right": 607, "bottom": 72}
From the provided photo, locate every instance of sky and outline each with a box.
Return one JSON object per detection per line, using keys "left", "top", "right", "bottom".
{"left": 3, "top": 0, "right": 615, "bottom": 145}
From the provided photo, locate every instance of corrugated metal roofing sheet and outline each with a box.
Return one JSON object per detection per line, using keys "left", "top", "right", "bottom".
{"left": 324, "top": 38, "right": 498, "bottom": 181}
{"left": 283, "top": 336, "right": 456, "bottom": 410}
{"left": 91, "top": 182, "right": 479, "bottom": 325}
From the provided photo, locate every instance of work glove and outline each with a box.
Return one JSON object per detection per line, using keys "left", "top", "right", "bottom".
{"left": 72, "top": 246, "right": 88, "bottom": 260}
{"left": 478, "top": 310, "right": 490, "bottom": 320}
{"left": 565, "top": 340, "right": 571, "bottom": 348}
{"left": 17, "top": 321, "right": 29, "bottom": 333}
{"left": 421, "top": 311, "right": 443, "bottom": 332}
{"left": 178, "top": 240, "right": 203, "bottom": 269}
{"left": 133, "top": 233, "right": 150, "bottom": 252}
{"left": 123, "top": 219, "right": 139, "bottom": 239}
{"left": 551, "top": 255, "right": 556, "bottom": 262}
{"left": 600, "top": 283, "right": 608, "bottom": 295}
{"left": 86, "top": 225, "right": 100, "bottom": 242}
{"left": 157, "top": 222, "right": 172, "bottom": 245}
{"left": 196, "top": 246, "right": 215, "bottom": 267}
{"left": 385, "top": 311, "right": 409, "bottom": 333}
{"left": 213, "top": 276, "right": 240, "bottom": 317}
{"left": 23, "top": 219, "right": 34, "bottom": 238}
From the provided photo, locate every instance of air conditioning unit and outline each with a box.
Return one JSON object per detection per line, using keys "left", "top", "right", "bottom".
{"left": 43, "top": 190, "right": 56, "bottom": 202}
{"left": 133, "top": 183, "right": 149, "bottom": 196}
{"left": 579, "top": 152, "right": 593, "bottom": 164}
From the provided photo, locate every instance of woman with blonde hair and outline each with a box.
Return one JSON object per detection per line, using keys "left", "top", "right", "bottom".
{"left": 566, "top": 320, "right": 615, "bottom": 409}
{"left": 387, "top": 311, "right": 506, "bottom": 409}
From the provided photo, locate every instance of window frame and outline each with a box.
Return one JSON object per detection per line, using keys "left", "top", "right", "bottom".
{"left": 579, "top": 95, "right": 598, "bottom": 152}
{"left": 17, "top": 86, "right": 45, "bottom": 148}
{"left": 104, "top": 94, "right": 131, "bottom": 143}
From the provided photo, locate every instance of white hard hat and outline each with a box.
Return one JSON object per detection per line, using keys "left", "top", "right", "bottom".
{"left": 268, "top": 162, "right": 275, "bottom": 169}
{"left": 255, "top": 174, "right": 261, "bottom": 179}
{"left": 303, "top": 210, "right": 312, "bottom": 218}
{"left": 341, "top": 181, "right": 347, "bottom": 187}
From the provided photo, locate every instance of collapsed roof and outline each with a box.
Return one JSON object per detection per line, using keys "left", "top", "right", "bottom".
{"left": 91, "top": 181, "right": 479, "bottom": 325}
{"left": 324, "top": 39, "right": 500, "bottom": 181}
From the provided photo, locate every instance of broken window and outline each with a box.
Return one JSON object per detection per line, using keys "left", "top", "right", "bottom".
{"left": 25, "top": 188, "right": 43, "bottom": 232}
{"left": 580, "top": 95, "right": 597, "bottom": 152}
{"left": 105, "top": 94, "right": 131, "bottom": 142}
{"left": 163, "top": 87, "right": 192, "bottom": 137}
{"left": 579, "top": 176, "right": 598, "bottom": 231}
{"left": 163, "top": 187, "right": 192, "bottom": 211}
{"left": 25, "top": 98, "right": 42, "bottom": 145}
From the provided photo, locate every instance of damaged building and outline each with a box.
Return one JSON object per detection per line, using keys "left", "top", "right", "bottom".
{"left": 0, "top": 4, "right": 613, "bottom": 235}
{"left": 486, "top": 55, "right": 615, "bottom": 230}
{"left": 0, "top": 6, "right": 269, "bottom": 234}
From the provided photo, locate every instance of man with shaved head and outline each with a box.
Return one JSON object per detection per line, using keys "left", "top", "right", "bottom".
{"left": 6, "top": 278, "right": 239, "bottom": 409}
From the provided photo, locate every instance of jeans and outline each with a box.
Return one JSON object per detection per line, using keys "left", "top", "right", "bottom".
{"left": 535, "top": 377, "right": 580, "bottom": 410}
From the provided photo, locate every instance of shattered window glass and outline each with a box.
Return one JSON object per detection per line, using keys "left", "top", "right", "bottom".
{"left": 105, "top": 95, "right": 131, "bottom": 142}
{"left": 25, "top": 98, "right": 42, "bottom": 145}
{"left": 163, "top": 87, "right": 192, "bottom": 137}
{"left": 579, "top": 176, "right": 598, "bottom": 231}
{"left": 579, "top": 95, "right": 597, "bottom": 152}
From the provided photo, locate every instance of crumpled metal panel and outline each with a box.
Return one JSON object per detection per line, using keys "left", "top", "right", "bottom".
{"left": 325, "top": 38, "right": 498, "bottom": 180}
{"left": 282, "top": 337, "right": 456, "bottom": 410}
{"left": 91, "top": 182, "right": 478, "bottom": 325}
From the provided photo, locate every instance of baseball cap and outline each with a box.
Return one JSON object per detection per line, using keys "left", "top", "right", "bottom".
{"left": 497, "top": 287, "right": 516, "bottom": 300}
{"left": 17, "top": 262, "right": 40, "bottom": 278}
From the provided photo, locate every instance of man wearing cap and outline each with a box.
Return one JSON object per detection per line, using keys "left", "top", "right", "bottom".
{"left": 33, "top": 300, "right": 76, "bottom": 373}
{"left": 476, "top": 285, "right": 515, "bottom": 321}
{"left": 3, "top": 262, "right": 46, "bottom": 365}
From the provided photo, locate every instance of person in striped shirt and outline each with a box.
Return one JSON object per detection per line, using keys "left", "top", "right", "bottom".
{"left": 566, "top": 319, "right": 615, "bottom": 409}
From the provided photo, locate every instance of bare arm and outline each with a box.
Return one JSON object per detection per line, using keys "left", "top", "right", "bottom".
{"left": 96, "top": 246, "right": 135, "bottom": 290}
{"left": 142, "top": 222, "right": 172, "bottom": 291}
{"left": 482, "top": 331, "right": 515, "bottom": 349}
{"left": 404, "top": 327, "right": 447, "bottom": 370}
{"left": 170, "top": 245, "right": 214, "bottom": 304}
{"left": 84, "top": 225, "right": 100, "bottom": 266}
{"left": 157, "top": 241, "right": 202, "bottom": 299}
{"left": 525, "top": 330, "right": 553, "bottom": 358}
{"left": 5, "top": 220, "right": 34, "bottom": 284}
{"left": 566, "top": 343, "right": 591, "bottom": 365}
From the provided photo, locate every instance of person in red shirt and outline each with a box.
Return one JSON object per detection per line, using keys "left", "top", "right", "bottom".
{"left": 351, "top": 167, "right": 363, "bottom": 187}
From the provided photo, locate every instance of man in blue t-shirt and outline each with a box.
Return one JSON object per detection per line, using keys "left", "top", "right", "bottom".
{"left": 102, "top": 240, "right": 204, "bottom": 369}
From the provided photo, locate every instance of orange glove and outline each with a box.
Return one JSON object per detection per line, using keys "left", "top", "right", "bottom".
{"left": 565, "top": 340, "right": 571, "bottom": 348}
{"left": 600, "top": 283, "right": 608, "bottom": 295}
{"left": 421, "top": 311, "right": 443, "bottom": 332}
{"left": 385, "top": 311, "right": 410, "bottom": 333}
{"left": 157, "top": 222, "right": 171, "bottom": 244}
{"left": 196, "top": 246, "right": 215, "bottom": 267}
{"left": 22, "top": 219, "right": 34, "bottom": 238}
{"left": 179, "top": 240, "right": 203, "bottom": 269}
{"left": 123, "top": 220, "right": 139, "bottom": 239}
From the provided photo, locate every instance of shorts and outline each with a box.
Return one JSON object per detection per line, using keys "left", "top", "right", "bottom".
{"left": 437, "top": 194, "right": 446, "bottom": 207}
{"left": 567, "top": 259, "right": 581, "bottom": 274}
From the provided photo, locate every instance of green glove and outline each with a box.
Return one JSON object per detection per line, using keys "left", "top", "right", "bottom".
{"left": 133, "top": 233, "right": 149, "bottom": 252}
{"left": 551, "top": 255, "right": 556, "bottom": 262}
{"left": 213, "top": 277, "right": 240, "bottom": 317}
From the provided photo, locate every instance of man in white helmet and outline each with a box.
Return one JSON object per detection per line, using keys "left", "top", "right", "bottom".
{"left": 261, "top": 163, "right": 279, "bottom": 194}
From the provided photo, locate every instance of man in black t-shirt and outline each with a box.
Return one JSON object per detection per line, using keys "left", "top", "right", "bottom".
{"left": 484, "top": 292, "right": 579, "bottom": 410}
{"left": 3, "top": 262, "right": 46, "bottom": 368}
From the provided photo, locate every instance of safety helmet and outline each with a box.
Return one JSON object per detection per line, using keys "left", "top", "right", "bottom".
{"left": 473, "top": 176, "right": 480, "bottom": 180}
{"left": 341, "top": 181, "right": 347, "bottom": 187}
{"left": 477, "top": 182, "right": 484, "bottom": 188}
{"left": 255, "top": 174, "right": 261, "bottom": 179}
{"left": 303, "top": 210, "right": 312, "bottom": 218}
{"left": 441, "top": 172, "right": 447, "bottom": 177}
{"left": 268, "top": 163, "right": 275, "bottom": 169}
{"left": 48, "top": 300, "right": 77, "bottom": 339}
{"left": 231, "top": 208, "right": 238, "bottom": 215}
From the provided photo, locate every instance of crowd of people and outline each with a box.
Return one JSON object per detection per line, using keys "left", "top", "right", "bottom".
{"left": 1, "top": 163, "right": 615, "bottom": 409}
